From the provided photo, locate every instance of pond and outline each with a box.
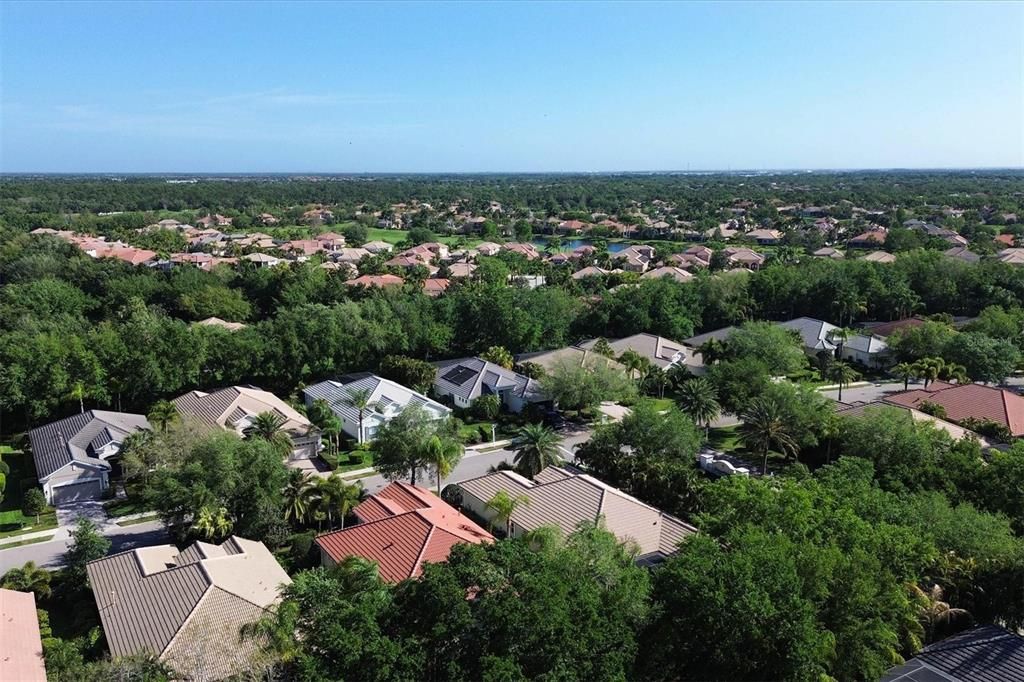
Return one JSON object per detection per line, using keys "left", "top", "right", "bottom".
{"left": 530, "top": 237, "right": 631, "bottom": 253}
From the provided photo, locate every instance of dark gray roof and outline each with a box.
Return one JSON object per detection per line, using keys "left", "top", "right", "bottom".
{"left": 682, "top": 326, "right": 737, "bottom": 347}
{"left": 881, "top": 625, "right": 1024, "bottom": 682}
{"left": 28, "top": 411, "right": 151, "bottom": 479}
{"left": 433, "top": 357, "right": 540, "bottom": 403}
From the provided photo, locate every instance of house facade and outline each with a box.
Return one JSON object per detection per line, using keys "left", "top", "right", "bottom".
{"left": 433, "top": 357, "right": 543, "bottom": 413}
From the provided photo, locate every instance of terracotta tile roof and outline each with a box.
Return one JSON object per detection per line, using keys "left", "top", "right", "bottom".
{"left": 422, "top": 278, "right": 450, "bottom": 296}
{"left": 345, "top": 274, "right": 404, "bottom": 288}
{"left": 0, "top": 589, "right": 46, "bottom": 681}
{"left": 317, "top": 483, "right": 491, "bottom": 582}
{"left": 884, "top": 383, "right": 1024, "bottom": 436}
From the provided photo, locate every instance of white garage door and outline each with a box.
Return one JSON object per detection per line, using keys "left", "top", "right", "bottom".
{"left": 51, "top": 480, "right": 103, "bottom": 505}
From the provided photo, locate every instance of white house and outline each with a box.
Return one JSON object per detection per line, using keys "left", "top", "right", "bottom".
{"left": 433, "top": 357, "right": 543, "bottom": 413}
{"left": 303, "top": 374, "right": 450, "bottom": 443}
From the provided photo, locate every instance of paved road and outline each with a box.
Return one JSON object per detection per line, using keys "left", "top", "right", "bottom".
{"left": 0, "top": 520, "right": 168, "bottom": 574}
{"left": 354, "top": 424, "right": 593, "bottom": 494}
{"left": 821, "top": 377, "right": 1024, "bottom": 405}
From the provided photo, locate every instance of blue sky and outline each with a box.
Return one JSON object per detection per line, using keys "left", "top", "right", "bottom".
{"left": 1, "top": 1, "right": 1021, "bottom": 172}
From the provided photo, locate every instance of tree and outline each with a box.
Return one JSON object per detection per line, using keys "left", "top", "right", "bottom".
{"left": 338, "top": 388, "right": 374, "bottom": 444}
{"left": 893, "top": 361, "right": 918, "bottom": 390}
{"left": 480, "top": 345, "right": 514, "bottom": 369}
{"left": 944, "top": 332, "right": 1021, "bottom": 384}
{"left": 511, "top": 423, "right": 561, "bottom": 478}
{"left": 67, "top": 380, "right": 88, "bottom": 414}
{"left": 194, "top": 505, "right": 233, "bottom": 541}
{"left": 22, "top": 488, "right": 47, "bottom": 524}
{"left": 284, "top": 470, "right": 316, "bottom": 525}
{"left": 421, "top": 433, "right": 464, "bottom": 493}
{"left": 407, "top": 226, "right": 435, "bottom": 245}
{"left": 244, "top": 411, "right": 293, "bottom": 456}
{"left": 725, "top": 321, "right": 807, "bottom": 376}
{"left": 379, "top": 354, "right": 436, "bottom": 393}
{"left": 910, "top": 583, "right": 971, "bottom": 644}
{"left": 146, "top": 399, "right": 178, "bottom": 432}
{"left": 618, "top": 349, "right": 650, "bottom": 383}
{"left": 484, "top": 489, "right": 530, "bottom": 535}
{"left": 591, "top": 337, "right": 614, "bottom": 357}
{"left": 827, "top": 360, "right": 859, "bottom": 401}
{"left": 707, "top": 357, "right": 771, "bottom": 414}
{"left": 676, "top": 377, "right": 721, "bottom": 437}
{"left": 64, "top": 517, "right": 111, "bottom": 583}
{"left": 539, "top": 358, "right": 636, "bottom": 411}
{"left": 738, "top": 397, "right": 798, "bottom": 475}
{"left": 470, "top": 394, "right": 501, "bottom": 422}
{"left": 1, "top": 561, "right": 52, "bottom": 598}
{"left": 315, "top": 474, "right": 363, "bottom": 529}
{"left": 371, "top": 403, "right": 434, "bottom": 485}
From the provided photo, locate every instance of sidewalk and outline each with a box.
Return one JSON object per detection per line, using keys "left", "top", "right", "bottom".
{"left": 0, "top": 505, "right": 160, "bottom": 548}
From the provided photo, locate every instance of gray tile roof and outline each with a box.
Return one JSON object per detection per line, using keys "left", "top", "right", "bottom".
{"left": 86, "top": 536, "right": 289, "bottom": 678}
{"left": 881, "top": 625, "right": 1024, "bottom": 682}
{"left": 576, "top": 333, "right": 702, "bottom": 371}
{"left": 433, "top": 357, "right": 541, "bottom": 403}
{"left": 28, "top": 411, "right": 151, "bottom": 479}
{"left": 683, "top": 326, "right": 738, "bottom": 347}
{"left": 778, "top": 316, "right": 840, "bottom": 351}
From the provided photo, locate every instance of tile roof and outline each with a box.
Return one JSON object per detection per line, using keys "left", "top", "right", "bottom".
{"left": 881, "top": 625, "right": 1024, "bottom": 682}
{"left": 862, "top": 318, "right": 926, "bottom": 338}
{"left": 683, "top": 326, "right": 738, "bottom": 347}
{"left": 345, "top": 273, "right": 405, "bottom": 287}
{"left": 172, "top": 386, "right": 314, "bottom": 440}
{"left": 316, "top": 483, "right": 491, "bottom": 582}
{"left": 303, "top": 375, "right": 450, "bottom": 427}
{"left": 0, "top": 589, "right": 46, "bottom": 681}
{"left": 641, "top": 266, "right": 694, "bottom": 282}
{"left": 576, "top": 333, "right": 702, "bottom": 371}
{"left": 86, "top": 537, "right": 289, "bottom": 679}
{"left": 863, "top": 250, "right": 897, "bottom": 263}
{"left": 884, "top": 383, "right": 1024, "bottom": 436}
{"left": 28, "top": 411, "right": 151, "bottom": 479}
{"left": 433, "top": 357, "right": 541, "bottom": 404}
{"left": 457, "top": 467, "right": 697, "bottom": 563}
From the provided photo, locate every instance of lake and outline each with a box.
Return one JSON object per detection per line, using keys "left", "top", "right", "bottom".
{"left": 531, "top": 237, "right": 631, "bottom": 253}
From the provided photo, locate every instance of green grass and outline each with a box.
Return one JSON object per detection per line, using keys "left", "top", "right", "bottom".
{"left": 459, "top": 421, "right": 497, "bottom": 444}
{"left": 334, "top": 450, "right": 375, "bottom": 473}
{"left": 0, "top": 534, "right": 56, "bottom": 548}
{"left": 0, "top": 446, "right": 58, "bottom": 537}
{"left": 102, "top": 497, "right": 152, "bottom": 517}
{"left": 647, "top": 397, "right": 675, "bottom": 413}
{"left": 707, "top": 425, "right": 742, "bottom": 453}
{"left": 117, "top": 513, "right": 160, "bottom": 527}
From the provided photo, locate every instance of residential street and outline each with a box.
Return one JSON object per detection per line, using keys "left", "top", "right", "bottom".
{"left": 0, "top": 519, "right": 167, "bottom": 574}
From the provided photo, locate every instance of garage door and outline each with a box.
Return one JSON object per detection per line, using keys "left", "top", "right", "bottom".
{"left": 51, "top": 480, "right": 103, "bottom": 505}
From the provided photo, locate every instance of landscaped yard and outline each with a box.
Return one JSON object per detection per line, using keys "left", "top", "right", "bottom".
{"left": 0, "top": 445, "right": 58, "bottom": 538}
{"left": 103, "top": 497, "right": 152, "bottom": 518}
{"left": 707, "top": 425, "right": 741, "bottom": 453}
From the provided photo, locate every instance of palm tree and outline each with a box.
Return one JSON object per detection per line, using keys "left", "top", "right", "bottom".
{"left": 485, "top": 490, "right": 530, "bottom": 536}
{"left": 618, "top": 349, "right": 646, "bottom": 382}
{"left": 512, "top": 423, "right": 561, "bottom": 478}
{"left": 146, "top": 400, "right": 179, "bottom": 432}
{"left": 825, "top": 327, "right": 851, "bottom": 359}
{"left": 68, "top": 381, "right": 87, "bottom": 414}
{"left": 676, "top": 378, "right": 721, "bottom": 438}
{"left": 909, "top": 583, "right": 971, "bottom": 644}
{"left": 338, "top": 388, "right": 374, "bottom": 443}
{"left": 939, "top": 362, "right": 969, "bottom": 384}
{"left": 244, "top": 412, "right": 293, "bottom": 456}
{"left": 696, "top": 338, "right": 727, "bottom": 365}
{"left": 283, "top": 470, "right": 316, "bottom": 525}
{"left": 914, "top": 357, "right": 945, "bottom": 388}
{"left": 0, "top": 561, "right": 52, "bottom": 599}
{"left": 421, "top": 434, "right": 464, "bottom": 494}
{"left": 893, "top": 362, "right": 918, "bottom": 390}
{"left": 645, "top": 367, "right": 672, "bottom": 398}
{"left": 738, "top": 397, "right": 798, "bottom": 476}
{"left": 194, "top": 506, "right": 232, "bottom": 541}
{"left": 828, "top": 361, "right": 859, "bottom": 402}
{"left": 315, "top": 474, "right": 363, "bottom": 529}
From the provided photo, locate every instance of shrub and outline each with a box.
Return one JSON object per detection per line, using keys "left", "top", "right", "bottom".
{"left": 347, "top": 452, "right": 364, "bottom": 465}
{"left": 0, "top": 460, "right": 9, "bottom": 476}
{"left": 478, "top": 425, "right": 491, "bottom": 443}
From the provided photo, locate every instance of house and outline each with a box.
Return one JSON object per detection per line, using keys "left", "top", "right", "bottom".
{"left": 778, "top": 317, "right": 889, "bottom": 366}
{"left": 722, "top": 247, "right": 765, "bottom": 270}
{"left": 422, "top": 277, "right": 450, "bottom": 297}
{"left": 283, "top": 239, "right": 326, "bottom": 258}
{"left": 502, "top": 242, "right": 541, "bottom": 260}
{"left": 433, "top": 357, "right": 543, "bottom": 412}
{"left": 173, "top": 386, "right": 320, "bottom": 459}
{"left": 361, "top": 240, "right": 394, "bottom": 254}
{"left": 812, "top": 247, "right": 845, "bottom": 259}
{"left": 171, "top": 252, "right": 216, "bottom": 269}
{"left": 881, "top": 625, "right": 1024, "bottom": 682}
{"left": 558, "top": 219, "right": 589, "bottom": 234}
{"left": 614, "top": 245, "right": 656, "bottom": 272}
{"left": 385, "top": 254, "right": 436, "bottom": 273}
{"left": 0, "top": 589, "right": 46, "bottom": 681}
{"left": 514, "top": 346, "right": 622, "bottom": 374}
{"left": 669, "top": 245, "right": 713, "bottom": 270}
{"left": 196, "top": 214, "right": 233, "bottom": 228}
{"left": 571, "top": 265, "right": 612, "bottom": 280}
{"left": 100, "top": 246, "right": 159, "bottom": 266}
{"left": 683, "top": 326, "right": 738, "bottom": 348}
{"left": 944, "top": 245, "right": 981, "bottom": 263}
{"left": 315, "top": 482, "right": 492, "bottom": 583}
{"left": 28, "top": 411, "right": 151, "bottom": 504}
{"left": 859, "top": 317, "right": 926, "bottom": 338}
{"left": 862, "top": 250, "right": 897, "bottom": 263}
{"left": 345, "top": 273, "right": 405, "bottom": 289}
{"left": 257, "top": 213, "right": 279, "bottom": 226}
{"left": 87, "top": 537, "right": 290, "bottom": 681}
{"left": 448, "top": 262, "right": 477, "bottom": 278}
{"left": 997, "top": 248, "right": 1024, "bottom": 266}
{"left": 848, "top": 230, "right": 887, "bottom": 248}
{"left": 194, "top": 317, "right": 247, "bottom": 332}
{"left": 746, "top": 228, "right": 783, "bottom": 245}
{"left": 474, "top": 241, "right": 502, "bottom": 257}
{"left": 884, "top": 382, "right": 1024, "bottom": 437}
{"left": 641, "top": 266, "right": 693, "bottom": 283}
{"left": 455, "top": 466, "right": 697, "bottom": 565}
{"left": 994, "top": 233, "right": 1017, "bottom": 247}
{"left": 302, "top": 207, "right": 334, "bottom": 223}
{"left": 242, "top": 252, "right": 282, "bottom": 268}
{"left": 835, "top": 402, "right": 998, "bottom": 450}
{"left": 314, "top": 232, "right": 346, "bottom": 250}
{"left": 303, "top": 374, "right": 450, "bottom": 443}
{"left": 576, "top": 333, "right": 704, "bottom": 375}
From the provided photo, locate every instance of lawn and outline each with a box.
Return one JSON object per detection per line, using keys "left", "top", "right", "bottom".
{"left": 648, "top": 397, "right": 676, "bottom": 413}
{"left": 459, "top": 421, "right": 497, "bottom": 444}
{"left": 363, "top": 227, "right": 483, "bottom": 249}
{"left": 117, "top": 513, "right": 161, "bottom": 527}
{"left": 0, "top": 534, "right": 55, "bottom": 548}
{"left": 706, "top": 425, "right": 741, "bottom": 453}
{"left": 332, "top": 450, "right": 375, "bottom": 473}
{"left": 0, "top": 445, "right": 58, "bottom": 537}
{"left": 102, "top": 497, "right": 152, "bottom": 518}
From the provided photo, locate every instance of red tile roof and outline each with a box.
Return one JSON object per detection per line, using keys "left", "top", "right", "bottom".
{"left": 884, "top": 383, "right": 1024, "bottom": 436}
{"left": 864, "top": 317, "right": 926, "bottom": 338}
{"left": 345, "top": 274, "right": 404, "bottom": 288}
{"left": 995, "top": 233, "right": 1016, "bottom": 247}
{"left": 316, "top": 483, "right": 492, "bottom": 582}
